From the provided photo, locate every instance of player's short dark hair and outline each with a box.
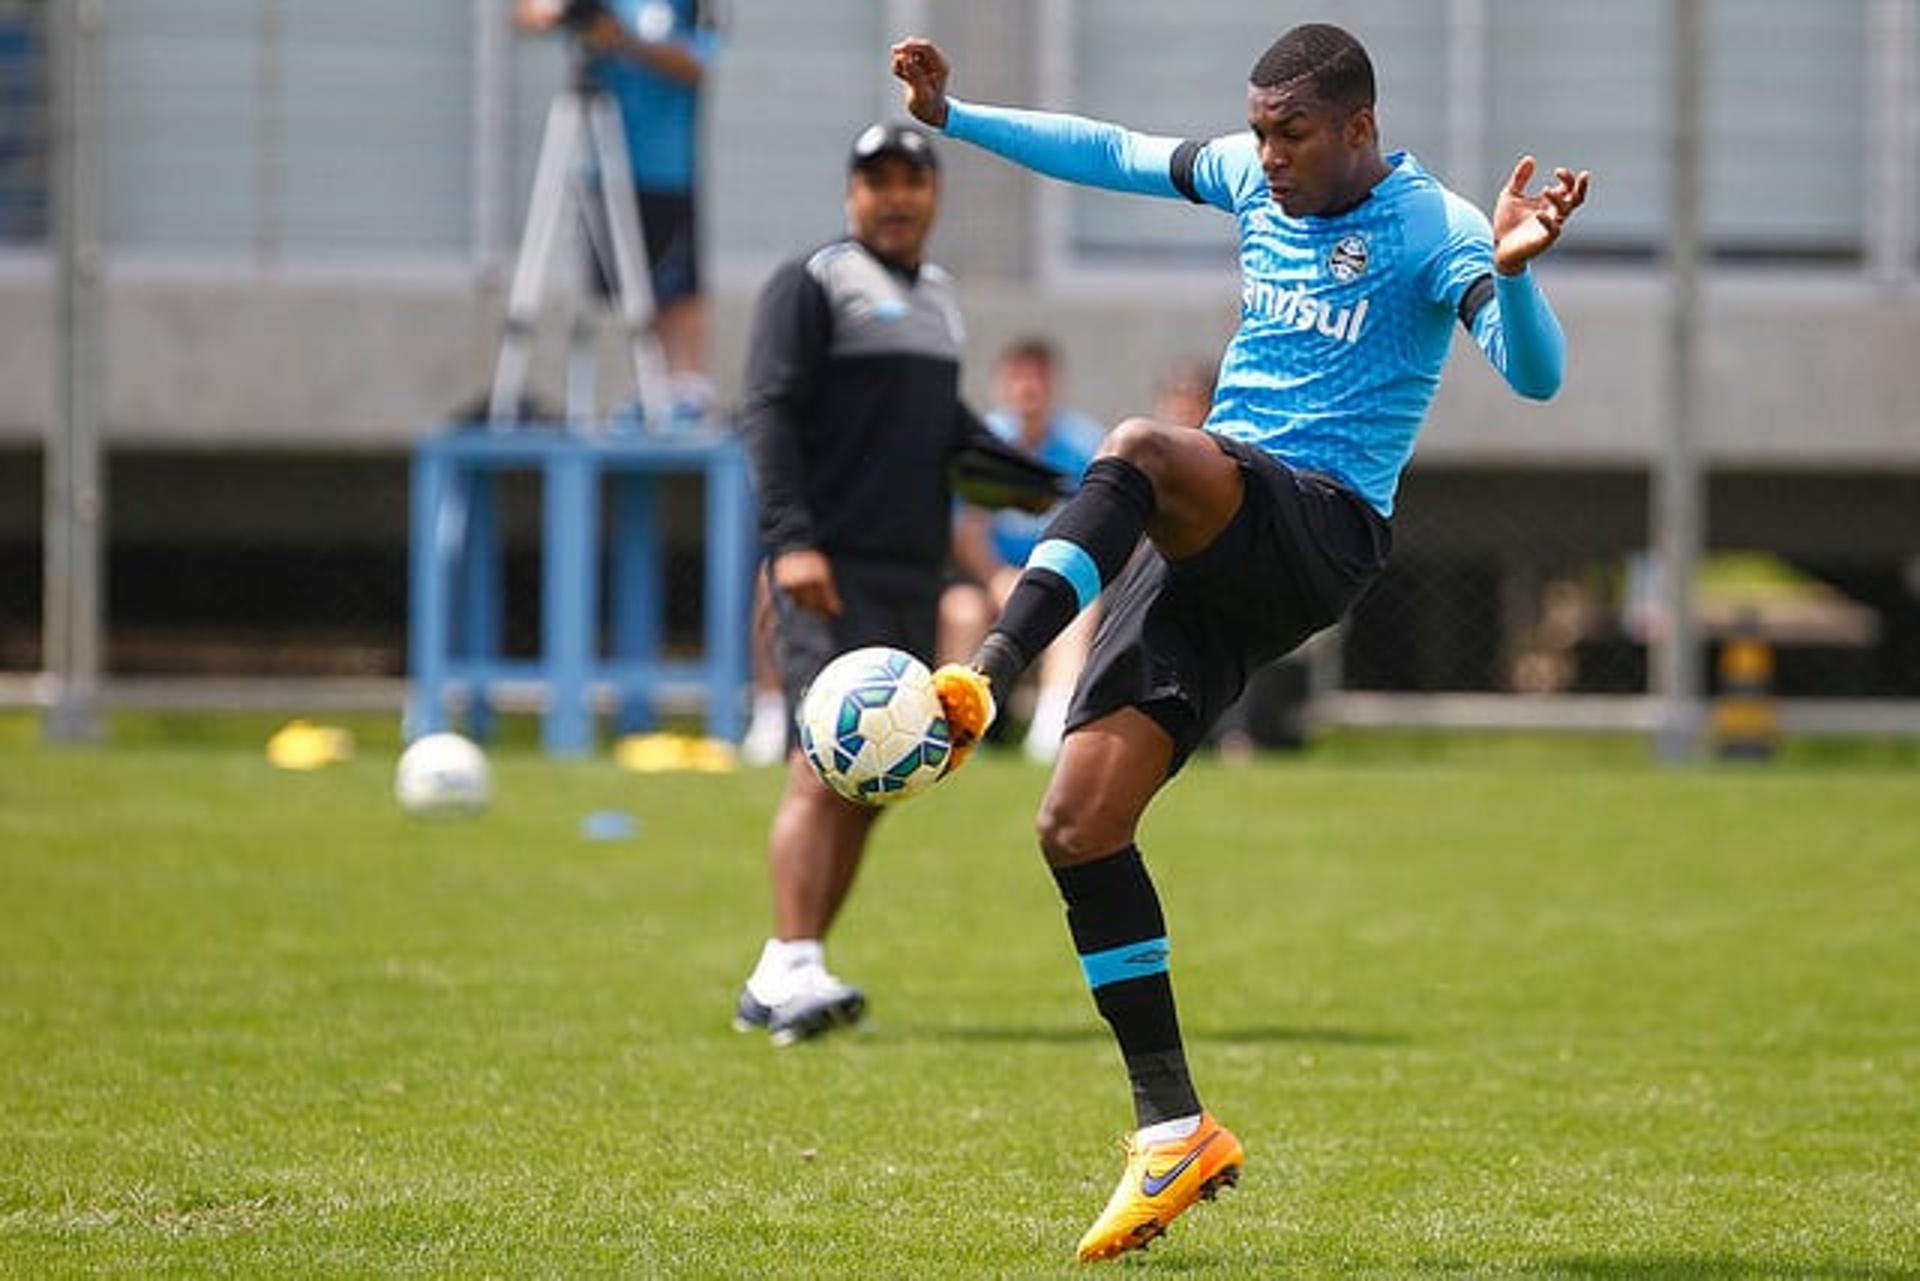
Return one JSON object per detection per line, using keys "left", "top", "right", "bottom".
{"left": 1249, "top": 23, "right": 1375, "bottom": 113}
{"left": 1000, "top": 335, "right": 1059, "bottom": 369}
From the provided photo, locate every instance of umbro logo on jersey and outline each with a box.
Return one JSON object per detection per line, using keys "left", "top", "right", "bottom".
{"left": 1328, "top": 234, "right": 1370, "bottom": 281}
{"left": 1242, "top": 279, "right": 1371, "bottom": 344}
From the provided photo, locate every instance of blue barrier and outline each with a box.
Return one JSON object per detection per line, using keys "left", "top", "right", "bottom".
{"left": 406, "top": 425, "right": 755, "bottom": 756}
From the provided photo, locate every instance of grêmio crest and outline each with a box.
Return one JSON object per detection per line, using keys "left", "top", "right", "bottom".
{"left": 1327, "top": 234, "right": 1370, "bottom": 282}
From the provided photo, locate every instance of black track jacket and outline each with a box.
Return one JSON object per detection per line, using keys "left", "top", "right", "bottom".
{"left": 742, "top": 237, "right": 999, "bottom": 570}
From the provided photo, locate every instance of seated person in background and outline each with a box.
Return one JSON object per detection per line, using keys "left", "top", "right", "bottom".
{"left": 940, "top": 337, "right": 1105, "bottom": 763}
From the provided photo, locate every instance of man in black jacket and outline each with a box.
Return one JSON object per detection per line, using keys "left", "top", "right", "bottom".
{"left": 732, "top": 122, "right": 1001, "bottom": 1046}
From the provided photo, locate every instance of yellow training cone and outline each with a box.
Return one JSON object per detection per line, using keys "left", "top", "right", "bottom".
{"left": 265, "top": 720, "right": 355, "bottom": 771}
{"left": 613, "top": 733, "right": 738, "bottom": 774}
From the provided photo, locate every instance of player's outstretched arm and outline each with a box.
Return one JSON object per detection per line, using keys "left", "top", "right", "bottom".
{"left": 890, "top": 36, "right": 1196, "bottom": 202}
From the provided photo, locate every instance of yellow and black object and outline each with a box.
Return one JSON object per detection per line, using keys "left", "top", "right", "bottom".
{"left": 1711, "top": 616, "right": 1778, "bottom": 760}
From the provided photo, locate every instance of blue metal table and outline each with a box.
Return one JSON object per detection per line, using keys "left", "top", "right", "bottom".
{"left": 406, "top": 425, "right": 755, "bottom": 756}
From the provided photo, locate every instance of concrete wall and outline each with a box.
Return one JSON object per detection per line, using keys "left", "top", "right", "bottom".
{"left": 2, "top": 265, "right": 1917, "bottom": 467}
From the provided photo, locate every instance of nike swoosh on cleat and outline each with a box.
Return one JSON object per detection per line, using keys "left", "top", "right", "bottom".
{"left": 1139, "top": 1130, "right": 1221, "bottom": 1197}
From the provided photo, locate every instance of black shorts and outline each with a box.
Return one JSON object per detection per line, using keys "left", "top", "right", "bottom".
{"left": 770, "top": 556, "right": 941, "bottom": 751}
{"left": 586, "top": 188, "right": 701, "bottom": 308}
{"left": 1065, "top": 434, "right": 1392, "bottom": 772}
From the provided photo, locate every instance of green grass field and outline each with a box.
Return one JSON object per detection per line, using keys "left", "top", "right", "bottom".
{"left": 3, "top": 719, "right": 1916, "bottom": 1277}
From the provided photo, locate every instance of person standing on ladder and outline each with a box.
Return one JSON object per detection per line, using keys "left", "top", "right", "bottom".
{"left": 515, "top": 0, "right": 722, "bottom": 424}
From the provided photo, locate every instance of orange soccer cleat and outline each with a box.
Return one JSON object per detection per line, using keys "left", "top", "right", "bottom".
{"left": 928, "top": 664, "right": 996, "bottom": 775}
{"left": 1074, "top": 1112, "right": 1244, "bottom": 1263}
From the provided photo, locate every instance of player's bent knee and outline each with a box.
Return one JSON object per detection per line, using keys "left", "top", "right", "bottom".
{"left": 1034, "top": 796, "right": 1127, "bottom": 866}
{"left": 1101, "top": 416, "right": 1224, "bottom": 493}
{"left": 1099, "top": 417, "right": 1169, "bottom": 471}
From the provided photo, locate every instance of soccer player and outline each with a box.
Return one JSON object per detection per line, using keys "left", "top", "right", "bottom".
{"left": 731, "top": 123, "right": 1010, "bottom": 1046}
{"left": 894, "top": 25, "right": 1588, "bottom": 1261}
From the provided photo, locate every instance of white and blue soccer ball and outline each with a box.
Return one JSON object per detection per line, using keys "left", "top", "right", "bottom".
{"left": 798, "top": 646, "right": 951, "bottom": 806}
{"left": 394, "top": 731, "right": 491, "bottom": 818}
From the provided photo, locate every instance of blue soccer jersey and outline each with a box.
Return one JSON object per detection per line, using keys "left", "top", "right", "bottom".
{"left": 944, "top": 101, "right": 1563, "bottom": 517}
{"left": 1189, "top": 140, "right": 1491, "bottom": 515}
{"left": 592, "top": 0, "right": 722, "bottom": 193}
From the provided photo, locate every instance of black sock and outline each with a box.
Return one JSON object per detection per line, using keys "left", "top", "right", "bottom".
{"left": 973, "top": 456, "right": 1155, "bottom": 693}
{"left": 1052, "top": 845, "right": 1200, "bottom": 1127}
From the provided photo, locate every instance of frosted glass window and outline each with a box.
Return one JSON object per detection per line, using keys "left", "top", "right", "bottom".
{"left": 1486, "top": 2, "right": 1666, "bottom": 253}
{"left": 104, "top": 0, "right": 472, "bottom": 255}
{"left": 1708, "top": 0, "right": 1865, "bottom": 254}
{"left": 104, "top": 1, "right": 260, "bottom": 249}
{"left": 706, "top": 1, "right": 889, "bottom": 259}
{"left": 1072, "top": 0, "right": 1449, "bottom": 265}
{"left": 279, "top": 1, "right": 472, "bottom": 251}
{"left": 1489, "top": 0, "right": 1868, "bottom": 258}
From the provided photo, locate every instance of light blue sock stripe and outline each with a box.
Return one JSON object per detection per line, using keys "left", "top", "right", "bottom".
{"left": 1028, "top": 539, "right": 1102, "bottom": 612}
{"left": 1079, "top": 937, "right": 1171, "bottom": 990}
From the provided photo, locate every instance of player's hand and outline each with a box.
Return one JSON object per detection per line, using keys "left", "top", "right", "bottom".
{"left": 512, "top": 0, "right": 562, "bottom": 31}
{"left": 772, "top": 549, "right": 844, "bottom": 617}
{"left": 1492, "top": 156, "right": 1589, "bottom": 275}
{"left": 890, "top": 37, "right": 951, "bottom": 129}
{"left": 579, "top": 10, "right": 624, "bottom": 54}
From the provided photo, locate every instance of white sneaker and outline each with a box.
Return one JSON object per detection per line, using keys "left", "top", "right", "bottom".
{"left": 765, "top": 967, "right": 867, "bottom": 1047}
{"left": 1022, "top": 688, "right": 1070, "bottom": 764}
{"left": 741, "top": 694, "right": 790, "bottom": 767}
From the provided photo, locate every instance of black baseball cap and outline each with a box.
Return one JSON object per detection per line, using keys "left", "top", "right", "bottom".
{"left": 849, "top": 122, "right": 939, "bottom": 174}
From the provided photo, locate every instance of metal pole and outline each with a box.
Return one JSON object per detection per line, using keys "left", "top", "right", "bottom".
{"left": 254, "top": 0, "right": 283, "bottom": 265}
{"left": 1866, "top": 0, "right": 1913, "bottom": 290}
{"left": 1446, "top": 0, "right": 1488, "bottom": 191}
{"left": 471, "top": 0, "right": 507, "bottom": 270}
{"left": 45, "top": 0, "right": 106, "bottom": 743}
{"left": 1654, "top": 0, "right": 1705, "bottom": 761}
{"left": 1033, "top": 0, "right": 1074, "bottom": 285}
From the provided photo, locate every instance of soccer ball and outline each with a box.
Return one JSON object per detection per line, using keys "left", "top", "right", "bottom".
{"left": 394, "top": 731, "right": 491, "bottom": 817}
{"left": 798, "top": 647, "right": 951, "bottom": 806}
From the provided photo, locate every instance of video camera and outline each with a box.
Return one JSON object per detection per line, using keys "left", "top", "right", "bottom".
{"left": 553, "top": 0, "right": 610, "bottom": 32}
